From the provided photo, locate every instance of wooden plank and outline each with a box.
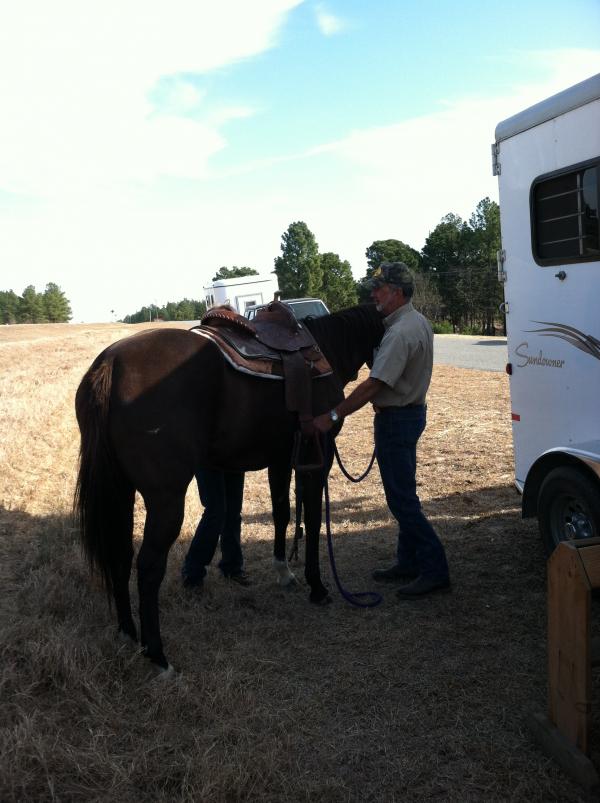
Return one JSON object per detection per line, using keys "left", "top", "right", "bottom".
{"left": 547, "top": 543, "right": 591, "bottom": 753}
{"left": 571, "top": 537, "right": 600, "bottom": 548}
{"left": 577, "top": 544, "right": 600, "bottom": 589}
{"left": 527, "top": 712, "right": 599, "bottom": 792}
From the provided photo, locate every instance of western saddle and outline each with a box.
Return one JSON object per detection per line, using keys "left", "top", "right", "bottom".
{"left": 191, "top": 302, "right": 333, "bottom": 470}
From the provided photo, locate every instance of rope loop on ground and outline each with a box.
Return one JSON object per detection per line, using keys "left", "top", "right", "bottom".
{"left": 333, "top": 441, "right": 377, "bottom": 483}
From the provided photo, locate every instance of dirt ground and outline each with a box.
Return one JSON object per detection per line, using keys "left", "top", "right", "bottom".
{"left": 0, "top": 321, "right": 597, "bottom": 801}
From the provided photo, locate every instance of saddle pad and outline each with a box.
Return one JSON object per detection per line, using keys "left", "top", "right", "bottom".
{"left": 191, "top": 326, "right": 332, "bottom": 380}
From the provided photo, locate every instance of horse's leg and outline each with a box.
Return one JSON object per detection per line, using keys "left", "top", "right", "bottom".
{"left": 137, "top": 490, "right": 185, "bottom": 671}
{"left": 302, "top": 469, "right": 331, "bottom": 604}
{"left": 303, "top": 437, "right": 337, "bottom": 604}
{"left": 109, "top": 487, "right": 137, "bottom": 643}
{"left": 268, "top": 464, "right": 297, "bottom": 587}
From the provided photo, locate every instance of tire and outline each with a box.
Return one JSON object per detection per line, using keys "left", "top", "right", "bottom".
{"left": 538, "top": 466, "right": 600, "bottom": 557}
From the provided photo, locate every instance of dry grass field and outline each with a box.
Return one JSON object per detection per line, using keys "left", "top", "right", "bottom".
{"left": 0, "top": 322, "right": 596, "bottom": 801}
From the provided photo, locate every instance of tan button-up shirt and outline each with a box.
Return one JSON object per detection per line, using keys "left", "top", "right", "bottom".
{"left": 369, "top": 301, "right": 434, "bottom": 407}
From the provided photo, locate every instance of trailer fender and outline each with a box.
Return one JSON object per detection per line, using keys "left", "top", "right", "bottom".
{"left": 523, "top": 446, "right": 600, "bottom": 518}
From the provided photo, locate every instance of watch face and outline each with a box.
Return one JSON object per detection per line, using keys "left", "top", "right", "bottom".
{"left": 330, "top": 410, "right": 338, "bottom": 422}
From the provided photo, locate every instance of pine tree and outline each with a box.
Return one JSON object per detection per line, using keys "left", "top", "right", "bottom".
{"left": 421, "top": 215, "right": 470, "bottom": 331}
{"left": 19, "top": 285, "right": 46, "bottom": 323}
{"left": 358, "top": 239, "right": 421, "bottom": 301}
{"left": 0, "top": 290, "right": 20, "bottom": 323}
{"left": 43, "top": 282, "right": 72, "bottom": 322}
{"left": 468, "top": 198, "right": 502, "bottom": 334}
{"left": 212, "top": 266, "right": 259, "bottom": 281}
{"left": 274, "top": 221, "right": 322, "bottom": 298}
{"left": 320, "top": 252, "right": 358, "bottom": 311}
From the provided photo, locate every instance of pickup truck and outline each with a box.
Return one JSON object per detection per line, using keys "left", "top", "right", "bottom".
{"left": 244, "top": 297, "right": 329, "bottom": 322}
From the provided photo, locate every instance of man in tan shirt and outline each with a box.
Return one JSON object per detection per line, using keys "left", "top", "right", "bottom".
{"left": 314, "top": 262, "right": 450, "bottom": 597}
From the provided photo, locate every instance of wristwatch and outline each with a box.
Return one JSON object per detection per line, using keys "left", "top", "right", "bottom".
{"left": 329, "top": 409, "right": 340, "bottom": 423}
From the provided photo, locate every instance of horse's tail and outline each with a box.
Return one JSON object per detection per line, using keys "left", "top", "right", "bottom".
{"left": 74, "top": 354, "right": 131, "bottom": 598}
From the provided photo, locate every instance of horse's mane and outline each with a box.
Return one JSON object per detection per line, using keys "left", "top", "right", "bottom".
{"left": 304, "top": 304, "right": 384, "bottom": 380}
{"left": 305, "top": 303, "right": 381, "bottom": 343}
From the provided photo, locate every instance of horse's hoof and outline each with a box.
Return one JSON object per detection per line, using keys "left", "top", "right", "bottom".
{"left": 280, "top": 574, "right": 299, "bottom": 590}
{"left": 144, "top": 657, "right": 178, "bottom": 683}
{"left": 273, "top": 559, "right": 297, "bottom": 589}
{"left": 141, "top": 646, "right": 174, "bottom": 675}
{"left": 153, "top": 663, "right": 177, "bottom": 682}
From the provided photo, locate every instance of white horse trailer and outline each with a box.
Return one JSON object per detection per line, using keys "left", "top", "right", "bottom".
{"left": 493, "top": 73, "right": 600, "bottom": 555}
{"left": 203, "top": 273, "right": 279, "bottom": 315}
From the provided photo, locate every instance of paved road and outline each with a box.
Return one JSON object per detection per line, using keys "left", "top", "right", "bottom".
{"left": 434, "top": 334, "right": 507, "bottom": 372}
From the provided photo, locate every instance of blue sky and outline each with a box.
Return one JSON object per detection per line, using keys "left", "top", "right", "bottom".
{"left": 1, "top": 1, "right": 599, "bottom": 322}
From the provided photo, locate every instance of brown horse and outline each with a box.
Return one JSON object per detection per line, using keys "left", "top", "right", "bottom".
{"left": 74, "top": 304, "right": 384, "bottom": 672}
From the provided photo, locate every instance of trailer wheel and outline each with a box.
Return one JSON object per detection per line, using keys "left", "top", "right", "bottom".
{"left": 538, "top": 466, "right": 600, "bottom": 556}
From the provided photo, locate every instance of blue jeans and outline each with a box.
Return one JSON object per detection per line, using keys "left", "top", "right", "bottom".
{"left": 374, "top": 406, "right": 449, "bottom": 582}
{"left": 182, "top": 469, "right": 245, "bottom": 582}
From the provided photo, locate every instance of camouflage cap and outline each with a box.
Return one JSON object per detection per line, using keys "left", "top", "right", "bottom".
{"left": 367, "top": 261, "right": 414, "bottom": 290}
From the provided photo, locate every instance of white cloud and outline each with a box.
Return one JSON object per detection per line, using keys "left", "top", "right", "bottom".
{"left": 0, "top": 0, "right": 302, "bottom": 196}
{"left": 315, "top": 4, "right": 346, "bottom": 36}
{"left": 305, "top": 49, "right": 600, "bottom": 254}
{"left": 156, "top": 79, "right": 208, "bottom": 116}
{"left": 202, "top": 49, "right": 600, "bottom": 276}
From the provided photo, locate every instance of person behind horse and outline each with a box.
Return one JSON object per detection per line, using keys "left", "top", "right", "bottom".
{"left": 181, "top": 468, "right": 250, "bottom": 589}
{"left": 314, "top": 261, "right": 450, "bottom": 597}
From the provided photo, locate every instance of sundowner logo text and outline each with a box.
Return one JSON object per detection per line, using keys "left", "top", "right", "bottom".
{"left": 515, "top": 342, "right": 565, "bottom": 369}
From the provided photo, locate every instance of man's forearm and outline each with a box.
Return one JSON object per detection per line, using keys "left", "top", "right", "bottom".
{"left": 335, "top": 377, "right": 382, "bottom": 419}
{"left": 313, "top": 377, "right": 385, "bottom": 433}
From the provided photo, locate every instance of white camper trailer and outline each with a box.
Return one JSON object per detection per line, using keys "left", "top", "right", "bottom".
{"left": 493, "top": 73, "right": 600, "bottom": 555}
{"left": 203, "top": 273, "right": 279, "bottom": 315}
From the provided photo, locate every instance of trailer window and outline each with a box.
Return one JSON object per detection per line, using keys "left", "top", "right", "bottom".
{"left": 532, "top": 160, "right": 600, "bottom": 264}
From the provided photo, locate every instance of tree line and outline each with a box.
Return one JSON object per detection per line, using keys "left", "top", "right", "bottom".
{"left": 273, "top": 197, "right": 502, "bottom": 334}
{"left": 0, "top": 283, "right": 72, "bottom": 324}
{"left": 125, "top": 198, "right": 502, "bottom": 334}
{"left": 122, "top": 266, "right": 268, "bottom": 322}
{"left": 122, "top": 299, "right": 208, "bottom": 324}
